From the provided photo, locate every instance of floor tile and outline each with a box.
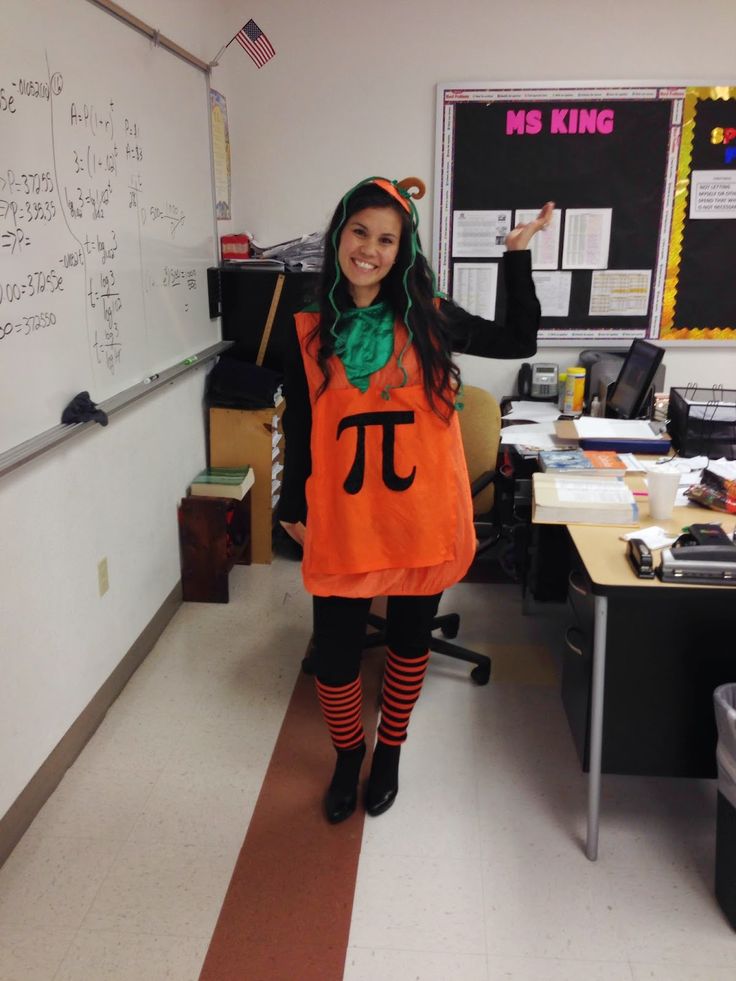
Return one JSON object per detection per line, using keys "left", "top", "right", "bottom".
{"left": 28, "top": 762, "right": 158, "bottom": 842}
{"left": 486, "top": 956, "right": 635, "bottom": 980}
{"left": 0, "top": 924, "right": 75, "bottom": 981}
{"left": 80, "top": 838, "right": 234, "bottom": 939}
{"left": 0, "top": 835, "right": 120, "bottom": 931}
{"left": 482, "top": 845, "right": 625, "bottom": 962}
{"left": 348, "top": 852, "right": 485, "bottom": 955}
{"left": 126, "top": 762, "right": 262, "bottom": 855}
{"left": 344, "top": 946, "right": 488, "bottom": 980}
{"left": 53, "top": 929, "right": 209, "bottom": 981}
{"left": 630, "top": 963, "right": 736, "bottom": 981}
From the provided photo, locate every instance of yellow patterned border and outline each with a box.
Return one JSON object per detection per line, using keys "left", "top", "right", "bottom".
{"left": 660, "top": 86, "right": 736, "bottom": 340}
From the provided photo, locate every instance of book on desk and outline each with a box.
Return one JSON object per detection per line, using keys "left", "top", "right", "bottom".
{"left": 532, "top": 472, "right": 639, "bottom": 526}
{"left": 538, "top": 448, "right": 628, "bottom": 477}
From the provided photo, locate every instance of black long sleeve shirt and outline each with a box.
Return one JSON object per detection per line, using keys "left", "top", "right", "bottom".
{"left": 276, "top": 250, "right": 540, "bottom": 524}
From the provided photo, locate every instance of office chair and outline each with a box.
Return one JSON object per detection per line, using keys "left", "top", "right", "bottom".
{"left": 361, "top": 385, "right": 502, "bottom": 686}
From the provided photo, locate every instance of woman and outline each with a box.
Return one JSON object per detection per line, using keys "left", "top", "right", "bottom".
{"left": 278, "top": 176, "right": 553, "bottom": 823}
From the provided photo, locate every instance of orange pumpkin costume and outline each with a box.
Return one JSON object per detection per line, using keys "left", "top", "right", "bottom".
{"left": 294, "top": 310, "right": 475, "bottom": 598}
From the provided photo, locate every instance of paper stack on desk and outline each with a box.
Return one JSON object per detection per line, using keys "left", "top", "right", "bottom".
{"left": 532, "top": 472, "right": 639, "bottom": 525}
{"left": 554, "top": 417, "right": 671, "bottom": 453}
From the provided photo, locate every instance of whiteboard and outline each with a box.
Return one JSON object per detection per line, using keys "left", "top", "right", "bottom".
{"left": 0, "top": 0, "right": 218, "bottom": 456}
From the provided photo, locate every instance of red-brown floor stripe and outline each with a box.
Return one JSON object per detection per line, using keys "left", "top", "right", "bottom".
{"left": 199, "top": 648, "right": 384, "bottom": 981}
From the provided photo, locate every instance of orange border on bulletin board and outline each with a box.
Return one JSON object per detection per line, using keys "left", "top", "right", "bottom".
{"left": 660, "top": 86, "right": 736, "bottom": 341}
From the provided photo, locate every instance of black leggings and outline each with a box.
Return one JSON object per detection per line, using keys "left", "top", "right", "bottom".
{"left": 311, "top": 593, "right": 442, "bottom": 686}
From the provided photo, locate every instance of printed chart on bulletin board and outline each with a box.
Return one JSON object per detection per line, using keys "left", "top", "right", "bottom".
{"left": 433, "top": 82, "right": 736, "bottom": 344}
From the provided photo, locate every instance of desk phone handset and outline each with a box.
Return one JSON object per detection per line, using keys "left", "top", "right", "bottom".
{"left": 675, "top": 523, "right": 734, "bottom": 548}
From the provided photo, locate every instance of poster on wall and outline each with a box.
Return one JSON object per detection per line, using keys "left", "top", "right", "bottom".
{"left": 661, "top": 88, "right": 736, "bottom": 340}
{"left": 434, "top": 83, "right": 736, "bottom": 343}
{"left": 210, "top": 88, "right": 232, "bottom": 221}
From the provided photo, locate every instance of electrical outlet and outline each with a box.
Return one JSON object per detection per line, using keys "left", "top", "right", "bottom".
{"left": 97, "top": 557, "right": 109, "bottom": 596}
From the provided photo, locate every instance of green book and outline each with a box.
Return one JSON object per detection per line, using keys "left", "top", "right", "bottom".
{"left": 189, "top": 466, "right": 254, "bottom": 500}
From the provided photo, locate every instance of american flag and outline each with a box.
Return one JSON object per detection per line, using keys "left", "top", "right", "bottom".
{"left": 234, "top": 19, "right": 275, "bottom": 68}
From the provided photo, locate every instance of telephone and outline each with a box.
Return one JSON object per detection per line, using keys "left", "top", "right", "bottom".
{"left": 659, "top": 523, "right": 736, "bottom": 584}
{"left": 517, "top": 362, "right": 558, "bottom": 400}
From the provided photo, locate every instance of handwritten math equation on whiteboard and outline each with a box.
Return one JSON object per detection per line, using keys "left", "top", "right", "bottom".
{"left": 0, "top": 70, "right": 198, "bottom": 377}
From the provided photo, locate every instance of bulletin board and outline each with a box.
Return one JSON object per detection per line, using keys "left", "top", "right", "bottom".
{"left": 433, "top": 82, "right": 736, "bottom": 345}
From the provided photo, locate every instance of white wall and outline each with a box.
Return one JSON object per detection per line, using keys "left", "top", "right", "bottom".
{"left": 214, "top": 0, "right": 736, "bottom": 395}
{"left": 0, "top": 1, "right": 233, "bottom": 819}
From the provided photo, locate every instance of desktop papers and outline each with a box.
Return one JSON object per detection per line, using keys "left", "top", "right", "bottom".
{"left": 568, "top": 418, "right": 662, "bottom": 439}
{"left": 500, "top": 422, "right": 563, "bottom": 450}
{"left": 503, "top": 401, "right": 562, "bottom": 422}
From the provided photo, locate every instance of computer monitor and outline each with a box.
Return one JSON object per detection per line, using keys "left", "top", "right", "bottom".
{"left": 605, "top": 339, "right": 665, "bottom": 419}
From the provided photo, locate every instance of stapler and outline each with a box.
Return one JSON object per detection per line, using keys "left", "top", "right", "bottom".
{"left": 627, "top": 537, "right": 655, "bottom": 578}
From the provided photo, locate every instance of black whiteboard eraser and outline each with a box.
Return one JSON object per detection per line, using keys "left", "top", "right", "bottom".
{"left": 207, "top": 267, "right": 221, "bottom": 319}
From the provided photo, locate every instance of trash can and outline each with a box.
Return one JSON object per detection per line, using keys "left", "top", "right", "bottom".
{"left": 714, "top": 683, "right": 736, "bottom": 929}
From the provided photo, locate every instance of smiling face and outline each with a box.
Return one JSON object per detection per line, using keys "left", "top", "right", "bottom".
{"left": 337, "top": 206, "right": 402, "bottom": 307}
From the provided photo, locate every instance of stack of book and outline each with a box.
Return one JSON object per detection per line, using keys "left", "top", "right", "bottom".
{"left": 189, "top": 466, "right": 254, "bottom": 501}
{"left": 537, "top": 448, "right": 628, "bottom": 477}
{"left": 532, "top": 472, "right": 639, "bottom": 525}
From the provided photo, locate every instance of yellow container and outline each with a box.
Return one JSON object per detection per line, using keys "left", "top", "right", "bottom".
{"left": 563, "top": 367, "right": 586, "bottom": 414}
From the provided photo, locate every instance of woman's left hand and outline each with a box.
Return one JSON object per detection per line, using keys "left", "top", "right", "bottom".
{"left": 505, "top": 201, "right": 555, "bottom": 252}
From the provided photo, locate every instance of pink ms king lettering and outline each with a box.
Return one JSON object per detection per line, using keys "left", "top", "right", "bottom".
{"left": 506, "top": 108, "right": 615, "bottom": 135}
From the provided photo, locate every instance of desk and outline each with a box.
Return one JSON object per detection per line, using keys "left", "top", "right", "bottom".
{"left": 558, "top": 493, "right": 736, "bottom": 861}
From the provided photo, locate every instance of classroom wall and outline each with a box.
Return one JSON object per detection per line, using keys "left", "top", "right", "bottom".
{"left": 216, "top": 0, "right": 736, "bottom": 396}
{"left": 0, "top": 1, "right": 235, "bottom": 821}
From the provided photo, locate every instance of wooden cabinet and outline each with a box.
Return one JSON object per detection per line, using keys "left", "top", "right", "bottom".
{"left": 208, "top": 403, "right": 285, "bottom": 564}
{"left": 178, "top": 494, "right": 251, "bottom": 603}
{"left": 560, "top": 543, "right": 735, "bottom": 778}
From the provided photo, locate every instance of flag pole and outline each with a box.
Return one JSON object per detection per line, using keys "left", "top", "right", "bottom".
{"left": 208, "top": 30, "right": 238, "bottom": 68}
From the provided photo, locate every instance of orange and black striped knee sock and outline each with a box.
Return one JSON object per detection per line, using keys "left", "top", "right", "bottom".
{"left": 316, "top": 677, "right": 366, "bottom": 788}
{"left": 377, "top": 648, "right": 430, "bottom": 748}
{"left": 371, "top": 648, "right": 430, "bottom": 788}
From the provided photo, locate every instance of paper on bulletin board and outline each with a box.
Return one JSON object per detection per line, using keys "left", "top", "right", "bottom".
{"left": 562, "top": 208, "right": 612, "bottom": 269}
{"left": 210, "top": 89, "right": 231, "bottom": 220}
{"left": 452, "top": 210, "right": 510, "bottom": 257}
{"left": 532, "top": 271, "right": 571, "bottom": 317}
{"left": 452, "top": 262, "right": 498, "bottom": 318}
{"left": 689, "top": 170, "right": 736, "bottom": 219}
{"left": 589, "top": 270, "right": 652, "bottom": 316}
{"left": 515, "top": 208, "right": 561, "bottom": 269}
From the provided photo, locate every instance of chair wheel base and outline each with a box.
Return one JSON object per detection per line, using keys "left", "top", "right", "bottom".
{"left": 438, "top": 614, "right": 460, "bottom": 639}
{"left": 471, "top": 663, "right": 491, "bottom": 685}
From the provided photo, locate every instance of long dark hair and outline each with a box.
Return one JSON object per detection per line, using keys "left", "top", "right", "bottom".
{"left": 311, "top": 181, "right": 461, "bottom": 420}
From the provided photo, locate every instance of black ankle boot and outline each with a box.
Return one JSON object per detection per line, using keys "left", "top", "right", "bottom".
{"left": 365, "top": 742, "right": 401, "bottom": 817}
{"left": 324, "top": 742, "right": 366, "bottom": 824}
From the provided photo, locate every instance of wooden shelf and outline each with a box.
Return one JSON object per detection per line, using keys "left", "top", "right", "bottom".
{"left": 208, "top": 404, "right": 285, "bottom": 564}
{"left": 178, "top": 493, "right": 251, "bottom": 603}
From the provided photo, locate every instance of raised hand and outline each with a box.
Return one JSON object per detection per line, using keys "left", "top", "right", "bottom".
{"left": 505, "top": 201, "right": 555, "bottom": 252}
